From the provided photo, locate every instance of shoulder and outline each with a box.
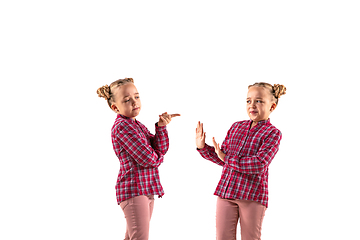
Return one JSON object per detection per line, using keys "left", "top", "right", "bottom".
{"left": 264, "top": 123, "right": 282, "bottom": 140}
{"left": 232, "top": 120, "right": 250, "bottom": 127}
{"left": 112, "top": 117, "right": 135, "bottom": 134}
{"left": 229, "top": 120, "right": 250, "bottom": 130}
{"left": 225, "top": 120, "right": 250, "bottom": 136}
{"left": 268, "top": 123, "right": 281, "bottom": 135}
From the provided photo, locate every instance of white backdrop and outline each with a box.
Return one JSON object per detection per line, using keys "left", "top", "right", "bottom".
{"left": 1, "top": 1, "right": 359, "bottom": 239}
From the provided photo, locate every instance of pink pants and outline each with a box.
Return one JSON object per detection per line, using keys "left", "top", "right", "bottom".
{"left": 216, "top": 197, "right": 266, "bottom": 240}
{"left": 119, "top": 195, "right": 154, "bottom": 240}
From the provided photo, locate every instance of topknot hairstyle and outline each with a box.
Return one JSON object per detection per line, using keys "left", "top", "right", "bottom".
{"left": 97, "top": 78, "right": 134, "bottom": 109}
{"left": 248, "top": 82, "right": 286, "bottom": 105}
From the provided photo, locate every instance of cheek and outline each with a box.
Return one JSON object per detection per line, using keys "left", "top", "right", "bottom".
{"left": 258, "top": 105, "right": 268, "bottom": 113}
{"left": 122, "top": 103, "right": 131, "bottom": 110}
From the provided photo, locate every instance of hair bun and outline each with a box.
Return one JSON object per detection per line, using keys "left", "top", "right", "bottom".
{"left": 273, "top": 84, "right": 286, "bottom": 98}
{"left": 97, "top": 85, "right": 111, "bottom": 100}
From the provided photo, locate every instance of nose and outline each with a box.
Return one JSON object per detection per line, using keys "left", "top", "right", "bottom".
{"left": 132, "top": 98, "right": 138, "bottom": 106}
{"left": 249, "top": 101, "right": 255, "bottom": 108}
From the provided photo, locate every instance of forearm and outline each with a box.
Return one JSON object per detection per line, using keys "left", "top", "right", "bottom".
{"left": 197, "top": 144, "right": 225, "bottom": 166}
{"left": 126, "top": 141, "right": 164, "bottom": 168}
{"left": 225, "top": 144, "right": 279, "bottom": 174}
{"left": 225, "top": 155, "right": 267, "bottom": 174}
{"left": 118, "top": 128, "right": 165, "bottom": 168}
{"left": 152, "top": 124, "right": 169, "bottom": 155}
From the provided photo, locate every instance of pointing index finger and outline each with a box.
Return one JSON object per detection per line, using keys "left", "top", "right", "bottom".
{"left": 170, "top": 114, "right": 181, "bottom": 118}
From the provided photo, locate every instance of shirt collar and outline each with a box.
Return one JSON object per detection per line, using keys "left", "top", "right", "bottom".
{"left": 117, "top": 114, "right": 137, "bottom": 122}
{"left": 118, "top": 114, "right": 129, "bottom": 119}
{"left": 250, "top": 118, "right": 271, "bottom": 126}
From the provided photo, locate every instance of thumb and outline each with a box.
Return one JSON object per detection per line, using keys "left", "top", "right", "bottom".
{"left": 212, "top": 137, "right": 218, "bottom": 150}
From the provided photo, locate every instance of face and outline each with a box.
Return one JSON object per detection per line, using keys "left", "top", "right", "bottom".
{"left": 111, "top": 83, "right": 141, "bottom": 119}
{"left": 246, "top": 86, "right": 276, "bottom": 123}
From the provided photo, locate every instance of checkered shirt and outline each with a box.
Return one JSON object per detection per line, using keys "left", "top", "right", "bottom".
{"left": 111, "top": 114, "right": 169, "bottom": 204}
{"left": 197, "top": 119, "right": 282, "bottom": 208}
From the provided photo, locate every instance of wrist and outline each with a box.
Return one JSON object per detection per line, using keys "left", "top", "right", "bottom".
{"left": 155, "top": 122, "right": 166, "bottom": 128}
{"left": 156, "top": 122, "right": 164, "bottom": 127}
{"left": 196, "top": 144, "right": 205, "bottom": 150}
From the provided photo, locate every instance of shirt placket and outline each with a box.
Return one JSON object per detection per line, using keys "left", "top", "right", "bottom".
{"left": 224, "top": 124, "right": 250, "bottom": 198}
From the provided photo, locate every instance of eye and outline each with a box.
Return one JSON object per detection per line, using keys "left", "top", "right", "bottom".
{"left": 246, "top": 100, "right": 251, "bottom": 104}
{"left": 135, "top": 96, "right": 140, "bottom": 99}
{"left": 124, "top": 99, "right": 130, "bottom": 103}
{"left": 256, "top": 100, "right": 262, "bottom": 103}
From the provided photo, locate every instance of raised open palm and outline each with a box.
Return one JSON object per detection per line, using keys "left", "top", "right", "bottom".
{"left": 195, "top": 121, "right": 206, "bottom": 149}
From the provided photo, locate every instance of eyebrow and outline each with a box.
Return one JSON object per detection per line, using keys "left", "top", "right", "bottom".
{"left": 123, "top": 93, "right": 139, "bottom": 99}
{"left": 247, "top": 97, "right": 263, "bottom": 100}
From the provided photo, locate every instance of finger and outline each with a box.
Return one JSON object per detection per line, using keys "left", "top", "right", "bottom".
{"left": 165, "top": 115, "right": 171, "bottom": 123}
{"left": 160, "top": 116, "right": 170, "bottom": 126}
{"left": 164, "top": 115, "right": 171, "bottom": 122}
{"left": 196, "top": 121, "right": 202, "bottom": 134}
{"left": 170, "top": 114, "right": 181, "bottom": 118}
{"left": 212, "top": 137, "right": 218, "bottom": 149}
{"left": 197, "top": 122, "right": 202, "bottom": 134}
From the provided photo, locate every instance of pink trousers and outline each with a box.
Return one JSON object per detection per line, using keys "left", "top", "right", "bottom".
{"left": 119, "top": 195, "right": 154, "bottom": 240}
{"left": 216, "top": 197, "right": 266, "bottom": 240}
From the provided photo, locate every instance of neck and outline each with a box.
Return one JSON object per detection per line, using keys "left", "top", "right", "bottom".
{"left": 251, "top": 118, "right": 268, "bottom": 129}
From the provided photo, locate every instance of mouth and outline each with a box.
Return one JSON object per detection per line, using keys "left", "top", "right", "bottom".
{"left": 133, "top": 107, "right": 140, "bottom": 111}
{"left": 250, "top": 111, "right": 258, "bottom": 115}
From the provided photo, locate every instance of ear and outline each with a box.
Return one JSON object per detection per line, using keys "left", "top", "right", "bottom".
{"left": 111, "top": 103, "right": 119, "bottom": 113}
{"left": 270, "top": 102, "right": 277, "bottom": 112}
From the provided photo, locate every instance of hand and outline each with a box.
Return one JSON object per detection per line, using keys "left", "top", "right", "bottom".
{"left": 196, "top": 121, "right": 206, "bottom": 149}
{"left": 158, "top": 112, "right": 181, "bottom": 127}
{"left": 212, "top": 137, "right": 225, "bottom": 161}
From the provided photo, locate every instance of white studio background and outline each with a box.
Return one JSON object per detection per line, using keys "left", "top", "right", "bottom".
{"left": 0, "top": 1, "right": 359, "bottom": 239}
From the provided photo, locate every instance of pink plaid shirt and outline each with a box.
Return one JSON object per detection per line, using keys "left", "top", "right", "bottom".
{"left": 197, "top": 119, "right": 282, "bottom": 208}
{"left": 111, "top": 114, "right": 169, "bottom": 204}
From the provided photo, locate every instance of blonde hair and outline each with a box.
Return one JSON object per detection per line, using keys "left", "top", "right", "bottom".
{"left": 97, "top": 78, "right": 134, "bottom": 109}
{"left": 248, "top": 82, "right": 286, "bottom": 105}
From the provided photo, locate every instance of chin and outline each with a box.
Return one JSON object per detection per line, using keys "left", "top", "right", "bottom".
{"left": 132, "top": 112, "right": 140, "bottom": 118}
{"left": 249, "top": 115, "right": 260, "bottom": 121}
{"left": 248, "top": 114, "right": 257, "bottom": 120}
